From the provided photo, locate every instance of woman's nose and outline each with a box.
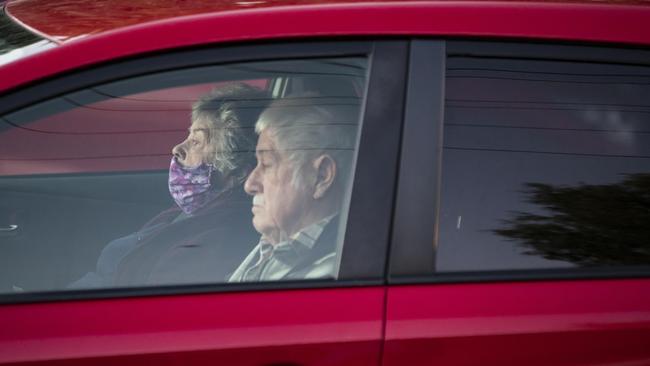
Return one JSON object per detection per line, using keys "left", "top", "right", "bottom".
{"left": 172, "top": 143, "right": 186, "bottom": 161}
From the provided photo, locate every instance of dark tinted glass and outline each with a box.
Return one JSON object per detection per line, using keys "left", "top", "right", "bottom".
{"left": 438, "top": 50, "right": 650, "bottom": 272}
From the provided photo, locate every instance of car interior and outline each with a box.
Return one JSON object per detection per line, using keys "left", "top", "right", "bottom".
{"left": 0, "top": 57, "right": 366, "bottom": 292}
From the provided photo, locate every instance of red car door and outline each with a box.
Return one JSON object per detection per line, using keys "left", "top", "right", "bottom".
{"left": 2, "top": 288, "right": 385, "bottom": 365}
{"left": 382, "top": 39, "right": 650, "bottom": 365}
{"left": 384, "top": 280, "right": 650, "bottom": 366}
{"left": 0, "top": 40, "right": 409, "bottom": 365}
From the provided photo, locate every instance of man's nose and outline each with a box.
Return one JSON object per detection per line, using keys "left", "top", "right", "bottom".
{"left": 172, "top": 143, "right": 186, "bottom": 161}
{"left": 244, "top": 167, "right": 260, "bottom": 196}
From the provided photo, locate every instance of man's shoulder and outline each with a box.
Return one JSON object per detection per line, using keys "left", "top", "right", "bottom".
{"left": 313, "top": 215, "right": 340, "bottom": 252}
{"left": 299, "top": 252, "right": 337, "bottom": 280}
{"left": 286, "top": 217, "right": 341, "bottom": 280}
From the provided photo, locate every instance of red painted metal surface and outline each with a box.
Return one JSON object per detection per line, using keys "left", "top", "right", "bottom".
{"left": 6, "top": 0, "right": 650, "bottom": 42}
{"left": 2, "top": 2, "right": 650, "bottom": 93}
{"left": 0, "top": 287, "right": 385, "bottom": 365}
{"left": 4, "top": 0, "right": 365, "bottom": 42}
{"left": 383, "top": 279, "right": 650, "bottom": 366}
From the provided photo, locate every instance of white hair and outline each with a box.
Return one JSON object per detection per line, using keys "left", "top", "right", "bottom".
{"left": 255, "top": 95, "right": 361, "bottom": 188}
{"left": 192, "top": 83, "right": 268, "bottom": 179}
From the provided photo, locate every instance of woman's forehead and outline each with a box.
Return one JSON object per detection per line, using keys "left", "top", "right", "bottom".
{"left": 189, "top": 118, "right": 212, "bottom": 139}
{"left": 191, "top": 116, "right": 212, "bottom": 131}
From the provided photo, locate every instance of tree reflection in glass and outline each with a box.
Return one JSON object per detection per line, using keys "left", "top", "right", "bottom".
{"left": 494, "top": 173, "right": 650, "bottom": 266}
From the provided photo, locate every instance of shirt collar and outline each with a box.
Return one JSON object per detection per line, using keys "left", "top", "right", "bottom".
{"left": 257, "top": 214, "right": 336, "bottom": 266}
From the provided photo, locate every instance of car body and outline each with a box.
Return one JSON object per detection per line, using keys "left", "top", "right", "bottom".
{"left": 1, "top": 0, "right": 649, "bottom": 365}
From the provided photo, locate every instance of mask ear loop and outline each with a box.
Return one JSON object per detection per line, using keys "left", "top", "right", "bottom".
{"left": 206, "top": 164, "right": 213, "bottom": 176}
{"left": 207, "top": 163, "right": 226, "bottom": 191}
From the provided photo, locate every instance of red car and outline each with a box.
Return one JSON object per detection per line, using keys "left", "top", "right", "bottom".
{"left": 1, "top": 0, "right": 649, "bottom": 365}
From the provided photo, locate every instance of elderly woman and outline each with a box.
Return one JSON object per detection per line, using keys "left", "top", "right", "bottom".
{"left": 70, "top": 83, "right": 268, "bottom": 288}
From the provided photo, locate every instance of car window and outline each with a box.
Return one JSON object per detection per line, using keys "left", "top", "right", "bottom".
{"left": 437, "top": 46, "right": 650, "bottom": 272}
{"left": 0, "top": 57, "right": 367, "bottom": 293}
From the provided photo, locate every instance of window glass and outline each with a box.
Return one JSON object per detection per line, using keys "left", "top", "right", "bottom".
{"left": 438, "top": 52, "right": 650, "bottom": 272}
{"left": 0, "top": 57, "right": 366, "bottom": 293}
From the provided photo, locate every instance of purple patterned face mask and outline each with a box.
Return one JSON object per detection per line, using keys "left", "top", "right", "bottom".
{"left": 168, "top": 157, "right": 217, "bottom": 214}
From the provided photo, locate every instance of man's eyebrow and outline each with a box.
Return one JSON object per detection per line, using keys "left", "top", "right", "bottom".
{"left": 255, "top": 149, "right": 276, "bottom": 159}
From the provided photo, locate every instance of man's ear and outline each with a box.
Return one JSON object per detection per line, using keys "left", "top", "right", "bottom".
{"left": 312, "top": 154, "right": 336, "bottom": 199}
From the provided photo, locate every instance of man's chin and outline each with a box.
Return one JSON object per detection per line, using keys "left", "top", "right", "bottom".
{"left": 251, "top": 217, "right": 267, "bottom": 234}
{"left": 252, "top": 219, "right": 279, "bottom": 242}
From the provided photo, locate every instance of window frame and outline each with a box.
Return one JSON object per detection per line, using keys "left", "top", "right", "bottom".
{"left": 388, "top": 39, "right": 650, "bottom": 284}
{"left": 0, "top": 39, "right": 410, "bottom": 304}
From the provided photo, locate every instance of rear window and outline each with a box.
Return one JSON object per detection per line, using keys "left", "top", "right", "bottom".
{"left": 437, "top": 44, "right": 650, "bottom": 272}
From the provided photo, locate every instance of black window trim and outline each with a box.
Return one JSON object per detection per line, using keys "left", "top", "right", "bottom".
{"left": 388, "top": 38, "right": 650, "bottom": 285}
{"left": 1, "top": 40, "right": 375, "bottom": 115}
{"left": 447, "top": 39, "right": 650, "bottom": 67}
{"left": 0, "top": 39, "right": 410, "bottom": 304}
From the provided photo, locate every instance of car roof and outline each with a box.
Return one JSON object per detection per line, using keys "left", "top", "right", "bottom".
{"left": 6, "top": 0, "right": 650, "bottom": 43}
{"left": 7, "top": 0, "right": 342, "bottom": 43}
{"left": 2, "top": 0, "right": 650, "bottom": 94}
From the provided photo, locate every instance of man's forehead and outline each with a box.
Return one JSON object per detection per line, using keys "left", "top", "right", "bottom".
{"left": 255, "top": 130, "right": 277, "bottom": 154}
{"left": 255, "top": 130, "right": 299, "bottom": 159}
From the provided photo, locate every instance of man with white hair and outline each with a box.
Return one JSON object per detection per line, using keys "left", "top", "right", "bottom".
{"left": 229, "top": 95, "right": 360, "bottom": 282}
